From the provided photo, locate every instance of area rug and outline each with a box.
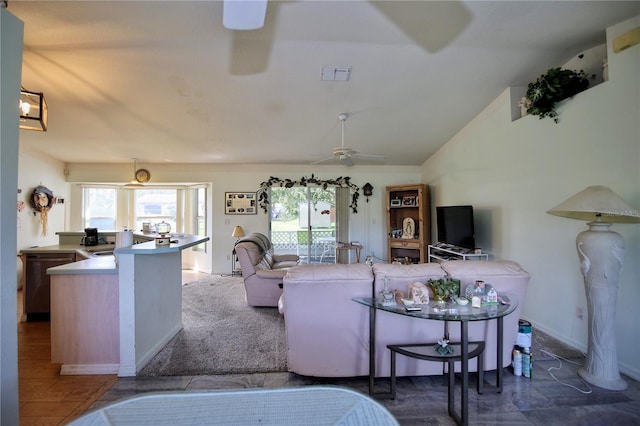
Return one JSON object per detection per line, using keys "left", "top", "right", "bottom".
{"left": 138, "top": 275, "right": 287, "bottom": 376}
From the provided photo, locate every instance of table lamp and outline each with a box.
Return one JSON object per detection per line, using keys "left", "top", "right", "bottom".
{"left": 232, "top": 225, "right": 245, "bottom": 241}
{"left": 547, "top": 185, "right": 640, "bottom": 390}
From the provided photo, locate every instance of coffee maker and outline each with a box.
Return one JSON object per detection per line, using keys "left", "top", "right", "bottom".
{"left": 83, "top": 227, "right": 99, "bottom": 246}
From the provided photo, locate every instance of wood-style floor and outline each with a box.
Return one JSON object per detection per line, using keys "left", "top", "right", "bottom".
{"left": 17, "top": 291, "right": 118, "bottom": 426}
{"left": 17, "top": 270, "right": 206, "bottom": 425}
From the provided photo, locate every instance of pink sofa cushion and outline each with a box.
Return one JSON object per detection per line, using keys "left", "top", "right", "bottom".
{"left": 372, "top": 263, "right": 446, "bottom": 295}
{"left": 283, "top": 264, "right": 373, "bottom": 377}
{"left": 441, "top": 259, "right": 528, "bottom": 278}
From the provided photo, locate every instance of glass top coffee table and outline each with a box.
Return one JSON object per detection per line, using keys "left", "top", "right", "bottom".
{"left": 353, "top": 295, "right": 518, "bottom": 426}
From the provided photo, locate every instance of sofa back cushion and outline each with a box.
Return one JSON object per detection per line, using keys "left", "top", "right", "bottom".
{"left": 282, "top": 263, "right": 373, "bottom": 377}
{"left": 440, "top": 260, "right": 530, "bottom": 295}
{"left": 372, "top": 263, "right": 446, "bottom": 297}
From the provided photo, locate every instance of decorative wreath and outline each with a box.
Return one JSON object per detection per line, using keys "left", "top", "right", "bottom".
{"left": 257, "top": 175, "right": 361, "bottom": 214}
{"left": 31, "top": 186, "right": 56, "bottom": 236}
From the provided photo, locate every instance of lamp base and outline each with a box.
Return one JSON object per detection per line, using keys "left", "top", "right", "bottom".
{"left": 578, "top": 367, "right": 627, "bottom": 391}
{"left": 576, "top": 221, "right": 627, "bottom": 391}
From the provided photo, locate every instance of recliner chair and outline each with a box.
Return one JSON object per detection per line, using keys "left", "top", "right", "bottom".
{"left": 234, "top": 233, "right": 300, "bottom": 307}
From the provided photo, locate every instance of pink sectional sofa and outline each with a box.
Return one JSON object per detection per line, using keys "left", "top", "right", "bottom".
{"left": 282, "top": 260, "right": 530, "bottom": 378}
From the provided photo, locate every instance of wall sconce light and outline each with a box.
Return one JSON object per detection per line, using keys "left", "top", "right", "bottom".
{"left": 19, "top": 88, "right": 48, "bottom": 131}
{"left": 362, "top": 182, "right": 374, "bottom": 202}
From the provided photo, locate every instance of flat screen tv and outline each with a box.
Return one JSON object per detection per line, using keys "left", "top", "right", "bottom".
{"left": 436, "top": 205, "right": 476, "bottom": 250}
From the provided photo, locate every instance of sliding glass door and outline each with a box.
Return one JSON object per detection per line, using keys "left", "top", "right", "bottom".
{"left": 269, "top": 186, "right": 336, "bottom": 263}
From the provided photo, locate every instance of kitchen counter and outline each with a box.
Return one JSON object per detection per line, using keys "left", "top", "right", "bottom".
{"left": 48, "top": 256, "right": 118, "bottom": 275}
{"left": 46, "top": 233, "right": 209, "bottom": 376}
{"left": 43, "top": 234, "right": 207, "bottom": 275}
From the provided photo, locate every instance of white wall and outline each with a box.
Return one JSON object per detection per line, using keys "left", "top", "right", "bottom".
{"left": 421, "top": 16, "right": 640, "bottom": 380}
{"left": 17, "top": 147, "right": 68, "bottom": 251}
{"left": 64, "top": 163, "right": 422, "bottom": 274}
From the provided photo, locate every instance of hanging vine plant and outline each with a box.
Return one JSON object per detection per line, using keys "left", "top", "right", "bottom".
{"left": 258, "top": 175, "right": 361, "bottom": 213}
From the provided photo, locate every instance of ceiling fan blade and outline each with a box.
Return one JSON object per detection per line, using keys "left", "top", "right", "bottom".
{"left": 311, "top": 156, "right": 339, "bottom": 166}
{"left": 223, "top": 0, "right": 268, "bottom": 30}
{"left": 352, "top": 153, "right": 385, "bottom": 160}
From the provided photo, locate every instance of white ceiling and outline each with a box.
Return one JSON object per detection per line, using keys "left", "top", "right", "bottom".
{"left": 10, "top": 1, "right": 640, "bottom": 166}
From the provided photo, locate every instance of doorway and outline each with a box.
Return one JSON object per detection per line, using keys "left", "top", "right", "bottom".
{"left": 269, "top": 186, "right": 336, "bottom": 263}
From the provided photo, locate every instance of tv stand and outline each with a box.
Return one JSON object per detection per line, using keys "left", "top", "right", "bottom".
{"left": 428, "top": 244, "right": 488, "bottom": 262}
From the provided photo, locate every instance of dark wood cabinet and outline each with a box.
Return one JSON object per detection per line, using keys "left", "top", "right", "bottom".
{"left": 386, "top": 184, "right": 430, "bottom": 264}
{"left": 24, "top": 253, "right": 76, "bottom": 320}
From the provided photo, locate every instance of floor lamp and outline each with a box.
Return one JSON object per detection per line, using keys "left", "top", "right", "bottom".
{"left": 231, "top": 226, "right": 245, "bottom": 276}
{"left": 547, "top": 186, "right": 640, "bottom": 390}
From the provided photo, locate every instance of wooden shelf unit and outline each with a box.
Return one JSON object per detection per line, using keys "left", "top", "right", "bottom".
{"left": 386, "top": 184, "right": 430, "bottom": 264}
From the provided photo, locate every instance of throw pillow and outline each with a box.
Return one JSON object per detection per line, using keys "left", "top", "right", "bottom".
{"left": 257, "top": 256, "right": 272, "bottom": 270}
{"left": 263, "top": 251, "right": 274, "bottom": 267}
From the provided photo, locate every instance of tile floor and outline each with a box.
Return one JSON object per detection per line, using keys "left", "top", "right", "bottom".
{"left": 86, "top": 360, "right": 640, "bottom": 425}
{"left": 17, "top": 271, "right": 640, "bottom": 425}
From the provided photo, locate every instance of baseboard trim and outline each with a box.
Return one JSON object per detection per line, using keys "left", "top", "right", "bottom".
{"left": 61, "top": 364, "right": 120, "bottom": 375}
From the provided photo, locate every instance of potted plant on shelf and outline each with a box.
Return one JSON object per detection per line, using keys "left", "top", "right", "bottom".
{"left": 526, "top": 67, "right": 595, "bottom": 123}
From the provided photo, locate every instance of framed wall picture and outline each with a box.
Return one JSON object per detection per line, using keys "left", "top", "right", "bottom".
{"left": 225, "top": 192, "right": 257, "bottom": 215}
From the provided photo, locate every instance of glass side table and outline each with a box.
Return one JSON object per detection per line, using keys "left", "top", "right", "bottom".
{"left": 353, "top": 295, "right": 518, "bottom": 426}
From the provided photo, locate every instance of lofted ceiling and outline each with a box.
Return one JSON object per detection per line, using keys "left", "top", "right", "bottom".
{"left": 9, "top": 0, "right": 640, "bottom": 166}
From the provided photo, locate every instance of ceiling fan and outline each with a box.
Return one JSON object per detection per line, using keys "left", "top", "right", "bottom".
{"left": 223, "top": 0, "right": 268, "bottom": 30}
{"left": 312, "top": 113, "right": 385, "bottom": 167}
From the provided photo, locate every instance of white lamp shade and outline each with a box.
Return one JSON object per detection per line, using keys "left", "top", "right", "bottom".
{"left": 547, "top": 185, "right": 640, "bottom": 223}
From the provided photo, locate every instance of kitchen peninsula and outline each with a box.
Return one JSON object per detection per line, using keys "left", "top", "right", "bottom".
{"left": 43, "top": 233, "right": 209, "bottom": 376}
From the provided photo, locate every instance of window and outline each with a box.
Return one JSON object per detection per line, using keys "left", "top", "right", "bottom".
{"left": 133, "top": 189, "right": 177, "bottom": 232}
{"left": 83, "top": 187, "right": 117, "bottom": 229}
{"left": 192, "top": 187, "right": 207, "bottom": 252}
{"left": 81, "top": 185, "right": 207, "bottom": 240}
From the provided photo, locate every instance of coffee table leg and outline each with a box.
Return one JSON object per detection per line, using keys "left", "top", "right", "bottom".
{"left": 448, "top": 361, "right": 455, "bottom": 417}
{"left": 390, "top": 351, "right": 397, "bottom": 399}
{"left": 497, "top": 317, "right": 503, "bottom": 393}
{"left": 461, "top": 321, "right": 469, "bottom": 426}
{"left": 369, "top": 306, "right": 376, "bottom": 395}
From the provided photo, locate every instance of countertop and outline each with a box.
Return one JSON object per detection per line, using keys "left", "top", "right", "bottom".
{"left": 21, "top": 234, "right": 209, "bottom": 276}
{"left": 48, "top": 255, "right": 119, "bottom": 275}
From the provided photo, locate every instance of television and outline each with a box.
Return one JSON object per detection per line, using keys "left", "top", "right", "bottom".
{"left": 436, "top": 205, "right": 476, "bottom": 251}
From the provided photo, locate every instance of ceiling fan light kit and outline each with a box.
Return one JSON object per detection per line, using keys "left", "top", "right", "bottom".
{"left": 312, "top": 113, "right": 385, "bottom": 167}
{"left": 223, "top": 0, "right": 268, "bottom": 30}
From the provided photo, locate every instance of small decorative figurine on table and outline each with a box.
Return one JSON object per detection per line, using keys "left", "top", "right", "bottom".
{"left": 434, "top": 338, "right": 455, "bottom": 356}
{"left": 378, "top": 277, "right": 396, "bottom": 306}
{"left": 486, "top": 287, "right": 498, "bottom": 304}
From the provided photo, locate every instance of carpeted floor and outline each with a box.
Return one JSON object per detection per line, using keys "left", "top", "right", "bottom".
{"left": 139, "top": 275, "right": 286, "bottom": 376}
{"left": 139, "top": 274, "right": 583, "bottom": 376}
